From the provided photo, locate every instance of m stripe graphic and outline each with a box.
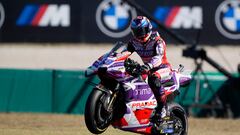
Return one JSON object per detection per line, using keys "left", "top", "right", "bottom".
{"left": 153, "top": 6, "right": 202, "bottom": 29}
{"left": 16, "top": 5, "right": 39, "bottom": 26}
{"left": 17, "top": 4, "right": 70, "bottom": 27}
{"left": 31, "top": 5, "right": 48, "bottom": 26}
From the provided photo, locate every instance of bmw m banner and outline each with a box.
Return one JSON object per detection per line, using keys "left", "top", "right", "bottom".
{"left": 0, "top": 0, "right": 79, "bottom": 42}
{"left": 0, "top": 0, "right": 240, "bottom": 44}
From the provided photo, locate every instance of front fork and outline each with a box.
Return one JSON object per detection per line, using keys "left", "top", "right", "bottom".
{"left": 96, "top": 84, "right": 119, "bottom": 113}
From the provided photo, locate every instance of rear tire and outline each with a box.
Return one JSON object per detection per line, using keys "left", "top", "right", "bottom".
{"left": 84, "top": 89, "right": 112, "bottom": 134}
{"left": 169, "top": 103, "right": 188, "bottom": 135}
{"left": 151, "top": 103, "right": 188, "bottom": 135}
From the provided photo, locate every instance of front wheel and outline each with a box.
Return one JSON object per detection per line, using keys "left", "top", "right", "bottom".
{"left": 84, "top": 88, "right": 113, "bottom": 134}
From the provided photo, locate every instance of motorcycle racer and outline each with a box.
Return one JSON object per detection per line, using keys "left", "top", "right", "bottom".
{"left": 125, "top": 16, "right": 173, "bottom": 119}
{"left": 85, "top": 39, "right": 191, "bottom": 135}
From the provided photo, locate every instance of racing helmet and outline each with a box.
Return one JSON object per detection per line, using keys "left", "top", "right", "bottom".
{"left": 130, "top": 16, "right": 152, "bottom": 43}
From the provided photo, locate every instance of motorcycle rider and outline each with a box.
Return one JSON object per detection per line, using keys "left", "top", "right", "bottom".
{"left": 125, "top": 16, "right": 173, "bottom": 120}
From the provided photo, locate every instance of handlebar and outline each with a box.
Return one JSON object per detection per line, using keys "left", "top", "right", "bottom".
{"left": 124, "top": 58, "right": 143, "bottom": 77}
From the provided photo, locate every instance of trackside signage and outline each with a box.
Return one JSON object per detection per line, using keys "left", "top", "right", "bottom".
{"left": 96, "top": 0, "right": 137, "bottom": 38}
{"left": 153, "top": 6, "right": 202, "bottom": 29}
{"left": 215, "top": 0, "right": 240, "bottom": 40}
{"left": 0, "top": 0, "right": 239, "bottom": 44}
{"left": 0, "top": 2, "right": 5, "bottom": 29}
{"left": 16, "top": 4, "right": 70, "bottom": 27}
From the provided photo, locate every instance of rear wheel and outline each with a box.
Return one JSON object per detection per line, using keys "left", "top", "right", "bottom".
{"left": 84, "top": 89, "right": 113, "bottom": 134}
{"left": 169, "top": 103, "right": 188, "bottom": 135}
{"left": 151, "top": 103, "right": 188, "bottom": 135}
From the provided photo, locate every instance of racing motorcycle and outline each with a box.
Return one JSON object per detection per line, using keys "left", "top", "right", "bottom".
{"left": 84, "top": 42, "right": 191, "bottom": 135}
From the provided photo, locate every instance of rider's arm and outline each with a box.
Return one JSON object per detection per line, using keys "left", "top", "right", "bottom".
{"left": 147, "top": 39, "right": 165, "bottom": 69}
{"left": 121, "top": 40, "right": 135, "bottom": 54}
{"left": 126, "top": 40, "right": 135, "bottom": 53}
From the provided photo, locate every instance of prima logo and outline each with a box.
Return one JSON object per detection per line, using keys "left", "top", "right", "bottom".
{"left": 215, "top": 0, "right": 240, "bottom": 39}
{"left": 96, "top": 0, "right": 137, "bottom": 38}
{"left": 134, "top": 88, "right": 152, "bottom": 95}
{"left": 0, "top": 3, "right": 5, "bottom": 29}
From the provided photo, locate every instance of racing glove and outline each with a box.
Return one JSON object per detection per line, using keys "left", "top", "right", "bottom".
{"left": 141, "top": 64, "right": 151, "bottom": 74}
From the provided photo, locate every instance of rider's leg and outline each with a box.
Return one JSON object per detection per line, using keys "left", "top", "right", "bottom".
{"left": 148, "top": 74, "right": 164, "bottom": 111}
{"left": 148, "top": 67, "right": 172, "bottom": 118}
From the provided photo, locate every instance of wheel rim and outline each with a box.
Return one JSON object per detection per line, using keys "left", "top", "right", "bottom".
{"left": 95, "top": 94, "right": 113, "bottom": 129}
{"left": 173, "top": 116, "right": 184, "bottom": 135}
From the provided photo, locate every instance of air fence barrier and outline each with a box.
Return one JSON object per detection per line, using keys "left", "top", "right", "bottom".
{"left": 0, "top": 68, "right": 239, "bottom": 117}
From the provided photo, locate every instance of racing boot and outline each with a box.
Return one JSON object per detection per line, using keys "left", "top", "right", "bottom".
{"left": 150, "top": 104, "right": 173, "bottom": 134}
{"left": 159, "top": 105, "right": 176, "bottom": 134}
{"left": 149, "top": 101, "right": 163, "bottom": 123}
{"left": 150, "top": 89, "right": 170, "bottom": 123}
{"left": 150, "top": 104, "right": 170, "bottom": 122}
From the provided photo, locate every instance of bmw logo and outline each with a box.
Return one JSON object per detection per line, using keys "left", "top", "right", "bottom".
{"left": 215, "top": 0, "right": 240, "bottom": 39}
{"left": 96, "top": 0, "right": 137, "bottom": 38}
{"left": 0, "top": 3, "right": 5, "bottom": 29}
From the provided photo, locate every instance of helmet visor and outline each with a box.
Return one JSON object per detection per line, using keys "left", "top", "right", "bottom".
{"left": 132, "top": 26, "right": 150, "bottom": 38}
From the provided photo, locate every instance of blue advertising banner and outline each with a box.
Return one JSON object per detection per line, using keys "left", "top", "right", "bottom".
{"left": 0, "top": 0, "right": 240, "bottom": 44}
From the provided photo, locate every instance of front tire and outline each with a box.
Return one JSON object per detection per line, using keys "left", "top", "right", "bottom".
{"left": 84, "top": 88, "right": 112, "bottom": 134}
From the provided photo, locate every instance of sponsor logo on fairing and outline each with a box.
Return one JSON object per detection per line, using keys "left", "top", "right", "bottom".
{"left": 215, "top": 0, "right": 240, "bottom": 39}
{"left": 96, "top": 0, "right": 137, "bottom": 38}
{"left": 17, "top": 4, "right": 70, "bottom": 27}
{"left": 134, "top": 88, "right": 152, "bottom": 95}
{"left": 0, "top": 3, "right": 5, "bottom": 29}
{"left": 153, "top": 6, "right": 202, "bottom": 29}
{"left": 131, "top": 100, "right": 157, "bottom": 109}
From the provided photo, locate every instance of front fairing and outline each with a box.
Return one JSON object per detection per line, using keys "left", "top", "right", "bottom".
{"left": 85, "top": 42, "right": 129, "bottom": 78}
{"left": 85, "top": 53, "right": 109, "bottom": 77}
{"left": 86, "top": 58, "right": 128, "bottom": 80}
{"left": 106, "top": 60, "right": 126, "bottom": 79}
